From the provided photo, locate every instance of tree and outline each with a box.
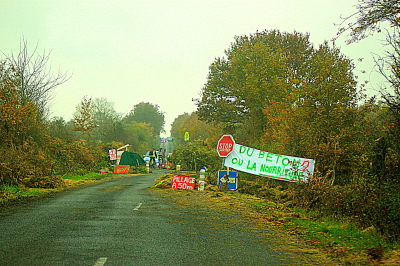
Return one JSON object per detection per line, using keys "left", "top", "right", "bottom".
{"left": 263, "top": 42, "right": 366, "bottom": 184}
{"left": 91, "top": 97, "right": 123, "bottom": 143}
{"left": 124, "top": 102, "right": 165, "bottom": 137}
{"left": 170, "top": 113, "right": 190, "bottom": 146}
{"left": 374, "top": 30, "right": 400, "bottom": 137}
{"left": 0, "top": 61, "right": 39, "bottom": 148}
{"left": 47, "top": 116, "right": 74, "bottom": 142}
{"left": 197, "top": 30, "right": 367, "bottom": 184}
{"left": 197, "top": 30, "right": 314, "bottom": 144}
{"left": 170, "top": 112, "right": 222, "bottom": 148}
{"left": 335, "top": 0, "right": 400, "bottom": 44}
{"left": 73, "top": 96, "right": 96, "bottom": 139}
{"left": 122, "top": 121, "right": 153, "bottom": 155}
{"left": 337, "top": 1, "right": 400, "bottom": 180}
{"left": 1, "top": 38, "right": 70, "bottom": 119}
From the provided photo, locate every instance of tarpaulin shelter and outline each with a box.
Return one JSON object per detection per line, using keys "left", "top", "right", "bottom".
{"left": 119, "top": 151, "right": 146, "bottom": 167}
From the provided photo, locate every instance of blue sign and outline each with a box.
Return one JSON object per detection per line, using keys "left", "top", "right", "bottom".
{"left": 218, "top": 170, "right": 238, "bottom": 190}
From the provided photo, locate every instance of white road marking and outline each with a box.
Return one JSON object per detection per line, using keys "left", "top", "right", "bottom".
{"left": 94, "top": 257, "right": 108, "bottom": 266}
{"left": 133, "top": 203, "right": 143, "bottom": 211}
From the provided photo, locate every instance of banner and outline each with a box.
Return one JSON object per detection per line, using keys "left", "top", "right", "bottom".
{"left": 224, "top": 144, "right": 315, "bottom": 182}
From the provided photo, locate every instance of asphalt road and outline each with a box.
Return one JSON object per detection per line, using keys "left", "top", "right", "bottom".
{"left": 0, "top": 170, "right": 295, "bottom": 266}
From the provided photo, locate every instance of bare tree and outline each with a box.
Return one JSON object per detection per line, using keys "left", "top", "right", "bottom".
{"left": 1, "top": 38, "right": 71, "bottom": 119}
{"left": 334, "top": 0, "right": 400, "bottom": 44}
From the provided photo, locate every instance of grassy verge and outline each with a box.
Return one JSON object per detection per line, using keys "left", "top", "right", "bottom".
{"left": 0, "top": 173, "right": 110, "bottom": 203}
{"left": 0, "top": 184, "right": 49, "bottom": 202}
{"left": 63, "top": 172, "right": 106, "bottom": 181}
{"left": 229, "top": 191, "right": 400, "bottom": 265}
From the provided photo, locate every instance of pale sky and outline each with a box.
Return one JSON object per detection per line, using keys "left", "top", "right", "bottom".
{"left": 1, "top": 0, "right": 388, "bottom": 136}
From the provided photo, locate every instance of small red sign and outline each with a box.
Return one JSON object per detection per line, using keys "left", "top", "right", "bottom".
{"left": 217, "top": 135, "right": 235, "bottom": 157}
{"left": 171, "top": 175, "right": 196, "bottom": 190}
{"left": 114, "top": 165, "right": 129, "bottom": 174}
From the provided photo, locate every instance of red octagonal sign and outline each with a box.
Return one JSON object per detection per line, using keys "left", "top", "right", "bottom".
{"left": 217, "top": 135, "right": 235, "bottom": 157}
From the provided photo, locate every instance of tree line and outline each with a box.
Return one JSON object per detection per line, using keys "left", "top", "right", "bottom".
{"left": 0, "top": 40, "right": 166, "bottom": 186}
{"left": 1, "top": 0, "right": 400, "bottom": 239}
{"left": 169, "top": 2, "right": 400, "bottom": 239}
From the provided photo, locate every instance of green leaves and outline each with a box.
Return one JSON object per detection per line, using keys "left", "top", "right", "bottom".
{"left": 124, "top": 102, "right": 165, "bottom": 138}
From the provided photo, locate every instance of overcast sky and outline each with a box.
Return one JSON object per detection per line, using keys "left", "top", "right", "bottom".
{"left": 1, "top": 0, "right": 389, "bottom": 137}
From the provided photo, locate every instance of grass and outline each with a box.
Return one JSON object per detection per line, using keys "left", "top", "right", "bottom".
{"left": 63, "top": 172, "right": 106, "bottom": 181}
{"left": 287, "top": 208, "right": 391, "bottom": 252}
{"left": 0, "top": 184, "right": 48, "bottom": 202}
{"left": 228, "top": 191, "right": 399, "bottom": 264}
{"left": 0, "top": 172, "right": 109, "bottom": 202}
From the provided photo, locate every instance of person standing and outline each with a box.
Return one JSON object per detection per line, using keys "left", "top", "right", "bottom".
{"left": 149, "top": 148, "right": 156, "bottom": 167}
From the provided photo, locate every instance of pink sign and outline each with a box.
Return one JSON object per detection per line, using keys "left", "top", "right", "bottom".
{"left": 171, "top": 175, "right": 196, "bottom": 190}
{"left": 109, "top": 149, "right": 117, "bottom": 160}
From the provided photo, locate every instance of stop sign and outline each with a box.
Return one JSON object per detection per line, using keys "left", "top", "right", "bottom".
{"left": 217, "top": 135, "right": 235, "bottom": 157}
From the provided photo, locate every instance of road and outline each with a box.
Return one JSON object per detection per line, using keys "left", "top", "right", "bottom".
{"left": 0, "top": 170, "right": 295, "bottom": 265}
{"left": 160, "top": 138, "right": 174, "bottom": 156}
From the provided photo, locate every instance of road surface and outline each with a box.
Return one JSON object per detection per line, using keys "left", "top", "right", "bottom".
{"left": 0, "top": 170, "right": 299, "bottom": 265}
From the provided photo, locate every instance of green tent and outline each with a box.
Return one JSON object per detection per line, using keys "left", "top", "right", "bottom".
{"left": 119, "top": 151, "right": 146, "bottom": 167}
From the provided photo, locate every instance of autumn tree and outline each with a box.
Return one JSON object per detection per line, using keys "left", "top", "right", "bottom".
{"left": 73, "top": 96, "right": 96, "bottom": 139}
{"left": 197, "top": 30, "right": 368, "bottom": 184}
{"left": 0, "top": 61, "right": 39, "bottom": 148}
{"left": 263, "top": 42, "right": 367, "bottom": 184}
{"left": 122, "top": 121, "right": 153, "bottom": 155}
{"left": 197, "top": 30, "right": 314, "bottom": 145}
{"left": 170, "top": 112, "right": 222, "bottom": 148}
{"left": 170, "top": 113, "right": 190, "bottom": 146}
{"left": 1, "top": 38, "right": 70, "bottom": 119}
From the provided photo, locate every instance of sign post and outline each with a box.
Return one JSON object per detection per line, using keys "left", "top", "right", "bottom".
{"left": 217, "top": 135, "right": 236, "bottom": 185}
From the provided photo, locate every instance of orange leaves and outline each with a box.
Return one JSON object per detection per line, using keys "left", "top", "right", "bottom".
{"left": 73, "top": 96, "right": 96, "bottom": 135}
{"left": 0, "top": 80, "right": 38, "bottom": 147}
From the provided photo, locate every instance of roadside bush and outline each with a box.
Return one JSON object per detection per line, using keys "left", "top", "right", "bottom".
{"left": 0, "top": 140, "right": 55, "bottom": 185}
{"left": 46, "top": 136, "right": 106, "bottom": 176}
{"left": 295, "top": 174, "right": 400, "bottom": 240}
{"left": 21, "top": 175, "right": 66, "bottom": 189}
{"left": 173, "top": 141, "right": 221, "bottom": 172}
{"left": 0, "top": 135, "right": 107, "bottom": 188}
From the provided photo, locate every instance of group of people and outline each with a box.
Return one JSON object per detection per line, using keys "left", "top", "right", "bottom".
{"left": 149, "top": 148, "right": 164, "bottom": 168}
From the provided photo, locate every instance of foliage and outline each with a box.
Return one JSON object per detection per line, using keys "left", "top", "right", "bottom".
{"left": 295, "top": 175, "right": 400, "bottom": 240}
{"left": 197, "top": 30, "right": 314, "bottom": 138}
{"left": 124, "top": 102, "right": 165, "bottom": 139}
{"left": 170, "top": 112, "right": 190, "bottom": 146}
{"left": 170, "top": 112, "right": 222, "bottom": 148}
{"left": 172, "top": 140, "right": 221, "bottom": 173}
{"left": 47, "top": 116, "right": 74, "bottom": 142}
{"left": 121, "top": 121, "right": 153, "bottom": 155}
{"left": 337, "top": 1, "right": 400, "bottom": 182}
{"left": 0, "top": 135, "right": 106, "bottom": 187}
{"left": 197, "top": 30, "right": 367, "bottom": 184}
{"left": 73, "top": 96, "right": 96, "bottom": 138}
{"left": 91, "top": 97, "right": 123, "bottom": 143}
{"left": 0, "top": 61, "right": 44, "bottom": 148}
{"left": 372, "top": 30, "right": 400, "bottom": 180}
